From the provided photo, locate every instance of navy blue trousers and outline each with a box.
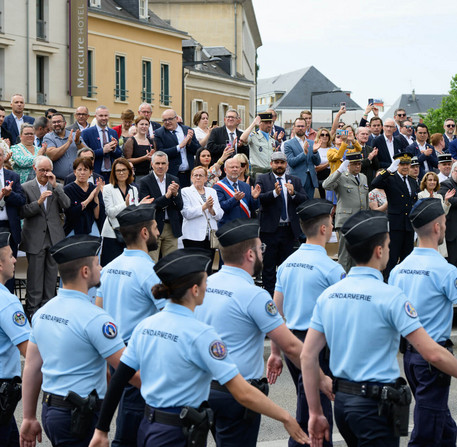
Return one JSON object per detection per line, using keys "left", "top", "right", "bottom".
{"left": 404, "top": 350, "right": 457, "bottom": 446}
{"left": 41, "top": 403, "right": 98, "bottom": 447}
{"left": 137, "top": 409, "right": 186, "bottom": 447}
{"left": 209, "top": 389, "right": 261, "bottom": 447}
{"left": 285, "top": 333, "right": 333, "bottom": 447}
{"left": 0, "top": 416, "right": 19, "bottom": 447}
{"left": 334, "top": 392, "right": 399, "bottom": 447}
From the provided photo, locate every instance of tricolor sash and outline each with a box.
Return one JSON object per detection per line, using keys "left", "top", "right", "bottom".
{"left": 216, "top": 181, "right": 251, "bottom": 218}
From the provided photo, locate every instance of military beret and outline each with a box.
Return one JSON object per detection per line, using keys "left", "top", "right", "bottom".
{"left": 297, "top": 199, "right": 333, "bottom": 221}
{"left": 410, "top": 198, "right": 444, "bottom": 228}
{"left": 0, "top": 232, "right": 10, "bottom": 249}
{"left": 393, "top": 151, "right": 413, "bottom": 164}
{"left": 258, "top": 113, "right": 273, "bottom": 122}
{"left": 50, "top": 235, "right": 101, "bottom": 264}
{"left": 438, "top": 153, "right": 452, "bottom": 163}
{"left": 271, "top": 151, "right": 287, "bottom": 161}
{"left": 154, "top": 248, "right": 212, "bottom": 284}
{"left": 116, "top": 204, "right": 156, "bottom": 227}
{"left": 410, "top": 156, "right": 419, "bottom": 166}
{"left": 342, "top": 210, "right": 389, "bottom": 245}
{"left": 346, "top": 152, "right": 363, "bottom": 162}
{"left": 216, "top": 219, "right": 260, "bottom": 247}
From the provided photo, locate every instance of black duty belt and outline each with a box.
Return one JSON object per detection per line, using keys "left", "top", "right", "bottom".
{"left": 210, "top": 380, "right": 229, "bottom": 394}
{"left": 406, "top": 338, "right": 453, "bottom": 355}
{"left": 42, "top": 392, "right": 102, "bottom": 410}
{"left": 333, "top": 379, "right": 395, "bottom": 400}
{"left": 292, "top": 329, "right": 308, "bottom": 340}
{"left": 144, "top": 405, "right": 183, "bottom": 427}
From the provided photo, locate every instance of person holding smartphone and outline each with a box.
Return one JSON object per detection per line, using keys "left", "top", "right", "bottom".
{"left": 192, "top": 110, "right": 216, "bottom": 149}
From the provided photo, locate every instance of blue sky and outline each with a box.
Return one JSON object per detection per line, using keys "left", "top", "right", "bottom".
{"left": 252, "top": 0, "right": 457, "bottom": 109}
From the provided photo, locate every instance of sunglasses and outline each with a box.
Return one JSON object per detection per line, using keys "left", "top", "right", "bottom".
{"left": 404, "top": 126, "right": 414, "bottom": 129}
{"left": 397, "top": 113, "right": 406, "bottom": 117}
{"left": 321, "top": 133, "right": 330, "bottom": 137}
{"left": 446, "top": 124, "right": 456, "bottom": 128}
{"left": 240, "top": 163, "right": 247, "bottom": 167}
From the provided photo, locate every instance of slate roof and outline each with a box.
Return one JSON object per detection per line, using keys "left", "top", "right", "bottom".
{"left": 257, "top": 66, "right": 362, "bottom": 111}
{"left": 383, "top": 93, "right": 448, "bottom": 118}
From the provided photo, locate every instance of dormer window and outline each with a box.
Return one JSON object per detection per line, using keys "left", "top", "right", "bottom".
{"left": 139, "top": 0, "right": 148, "bottom": 19}
{"left": 89, "top": 0, "right": 101, "bottom": 8}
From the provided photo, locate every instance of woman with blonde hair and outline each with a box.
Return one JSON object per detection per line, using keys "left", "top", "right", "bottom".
{"left": 234, "top": 153, "right": 250, "bottom": 184}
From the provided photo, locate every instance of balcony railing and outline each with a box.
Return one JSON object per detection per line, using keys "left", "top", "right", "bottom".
{"left": 87, "top": 85, "right": 98, "bottom": 98}
{"left": 114, "top": 87, "right": 129, "bottom": 101}
{"left": 36, "top": 19, "right": 47, "bottom": 41}
{"left": 141, "top": 90, "right": 154, "bottom": 103}
{"left": 160, "top": 94, "right": 172, "bottom": 106}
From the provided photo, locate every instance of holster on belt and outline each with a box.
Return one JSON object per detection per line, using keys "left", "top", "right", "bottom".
{"left": 243, "top": 378, "right": 269, "bottom": 421}
{"left": 180, "top": 401, "right": 213, "bottom": 447}
{"left": 377, "top": 378, "right": 411, "bottom": 437}
{"left": 64, "top": 389, "right": 99, "bottom": 440}
{"left": 0, "top": 376, "right": 22, "bottom": 426}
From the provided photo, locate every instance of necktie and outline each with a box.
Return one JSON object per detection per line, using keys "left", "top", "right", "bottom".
{"left": 277, "top": 177, "right": 288, "bottom": 221}
{"left": 102, "top": 129, "right": 110, "bottom": 170}
{"left": 229, "top": 132, "right": 234, "bottom": 143}
{"left": 355, "top": 175, "right": 360, "bottom": 185}
{"left": 402, "top": 176, "right": 410, "bottom": 195}
{"left": 233, "top": 182, "right": 238, "bottom": 191}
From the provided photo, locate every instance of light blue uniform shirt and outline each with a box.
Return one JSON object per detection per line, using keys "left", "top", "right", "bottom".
{"left": 97, "top": 249, "right": 165, "bottom": 343}
{"left": 310, "top": 267, "right": 422, "bottom": 383}
{"left": 194, "top": 265, "right": 283, "bottom": 380}
{"left": 389, "top": 247, "right": 457, "bottom": 342}
{"left": 0, "top": 284, "right": 30, "bottom": 378}
{"left": 30, "top": 289, "right": 125, "bottom": 397}
{"left": 275, "top": 243, "right": 346, "bottom": 330}
{"left": 122, "top": 302, "right": 239, "bottom": 408}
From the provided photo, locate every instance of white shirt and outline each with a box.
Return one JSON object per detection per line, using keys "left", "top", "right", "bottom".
{"left": 172, "top": 126, "right": 189, "bottom": 172}
{"left": 396, "top": 172, "right": 411, "bottom": 195}
{"left": 438, "top": 171, "right": 450, "bottom": 183}
{"left": 401, "top": 134, "right": 414, "bottom": 145}
{"left": 384, "top": 135, "right": 394, "bottom": 161}
{"left": 154, "top": 172, "right": 168, "bottom": 219}
{"left": 36, "top": 177, "right": 49, "bottom": 209}
{"left": 0, "top": 169, "right": 8, "bottom": 220}
{"left": 13, "top": 113, "right": 24, "bottom": 135}
{"left": 272, "top": 174, "right": 290, "bottom": 222}
{"left": 77, "top": 122, "right": 89, "bottom": 131}
{"left": 418, "top": 142, "right": 430, "bottom": 172}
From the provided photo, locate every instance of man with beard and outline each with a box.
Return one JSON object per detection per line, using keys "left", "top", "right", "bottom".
{"left": 44, "top": 113, "right": 87, "bottom": 183}
{"left": 95, "top": 204, "right": 165, "bottom": 447}
{"left": 255, "top": 152, "right": 307, "bottom": 296}
{"left": 389, "top": 198, "right": 457, "bottom": 446}
{"left": 20, "top": 235, "right": 128, "bottom": 447}
{"left": 194, "top": 219, "right": 332, "bottom": 447}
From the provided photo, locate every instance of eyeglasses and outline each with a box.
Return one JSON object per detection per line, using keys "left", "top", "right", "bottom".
{"left": 76, "top": 113, "right": 88, "bottom": 116}
{"left": 52, "top": 120, "right": 64, "bottom": 124}
{"left": 37, "top": 168, "right": 52, "bottom": 173}
{"left": 397, "top": 113, "right": 406, "bottom": 117}
{"left": 162, "top": 117, "right": 177, "bottom": 123}
{"left": 321, "top": 133, "right": 330, "bottom": 137}
{"left": 404, "top": 126, "right": 414, "bottom": 129}
{"left": 240, "top": 163, "right": 247, "bottom": 167}
{"left": 225, "top": 116, "right": 237, "bottom": 120}
{"left": 115, "top": 169, "right": 128, "bottom": 174}
{"left": 192, "top": 173, "right": 206, "bottom": 178}
{"left": 446, "top": 124, "right": 456, "bottom": 128}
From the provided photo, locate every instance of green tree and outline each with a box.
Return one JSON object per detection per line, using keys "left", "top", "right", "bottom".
{"left": 421, "top": 74, "right": 457, "bottom": 134}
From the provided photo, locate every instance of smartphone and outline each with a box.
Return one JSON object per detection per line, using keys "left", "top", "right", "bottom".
{"left": 340, "top": 102, "right": 346, "bottom": 108}
{"left": 368, "top": 98, "right": 374, "bottom": 105}
{"left": 211, "top": 120, "right": 217, "bottom": 127}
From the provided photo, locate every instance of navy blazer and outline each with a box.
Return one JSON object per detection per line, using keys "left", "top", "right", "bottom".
{"left": 448, "top": 139, "right": 457, "bottom": 160}
{"left": 2, "top": 169, "right": 26, "bottom": 246}
{"left": 371, "top": 135, "right": 405, "bottom": 169}
{"left": 283, "top": 138, "right": 320, "bottom": 188}
{"left": 271, "top": 125, "right": 287, "bottom": 142}
{"left": 81, "top": 126, "right": 122, "bottom": 174}
{"left": 405, "top": 141, "right": 438, "bottom": 180}
{"left": 443, "top": 134, "right": 455, "bottom": 152}
{"left": 138, "top": 172, "right": 183, "bottom": 237}
{"left": 207, "top": 126, "right": 248, "bottom": 161}
{"left": 213, "top": 177, "right": 259, "bottom": 227}
{"left": 154, "top": 124, "right": 200, "bottom": 177}
{"left": 256, "top": 172, "right": 307, "bottom": 238}
{"left": 2, "top": 114, "right": 35, "bottom": 144}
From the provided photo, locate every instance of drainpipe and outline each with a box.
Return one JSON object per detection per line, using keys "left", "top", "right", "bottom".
{"left": 26, "top": 0, "right": 30, "bottom": 102}
{"left": 234, "top": 2, "right": 237, "bottom": 76}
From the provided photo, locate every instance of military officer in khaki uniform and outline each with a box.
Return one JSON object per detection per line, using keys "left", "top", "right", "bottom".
{"left": 240, "top": 113, "right": 277, "bottom": 183}
{"left": 322, "top": 152, "right": 369, "bottom": 272}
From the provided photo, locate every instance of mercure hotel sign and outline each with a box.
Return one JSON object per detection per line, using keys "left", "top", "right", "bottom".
{"left": 69, "top": 0, "right": 88, "bottom": 96}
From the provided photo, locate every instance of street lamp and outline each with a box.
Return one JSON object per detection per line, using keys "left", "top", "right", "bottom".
{"left": 181, "top": 57, "right": 221, "bottom": 124}
{"left": 310, "top": 88, "right": 345, "bottom": 128}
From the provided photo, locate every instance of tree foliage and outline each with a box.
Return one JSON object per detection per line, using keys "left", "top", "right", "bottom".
{"left": 421, "top": 74, "right": 457, "bottom": 134}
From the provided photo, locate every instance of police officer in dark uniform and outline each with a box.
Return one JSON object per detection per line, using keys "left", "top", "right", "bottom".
{"left": 371, "top": 151, "right": 419, "bottom": 278}
{"left": 20, "top": 235, "right": 127, "bottom": 447}
{"left": 301, "top": 210, "right": 457, "bottom": 447}
{"left": 390, "top": 198, "right": 457, "bottom": 446}
{"left": 0, "top": 232, "right": 30, "bottom": 447}
{"left": 88, "top": 249, "right": 308, "bottom": 447}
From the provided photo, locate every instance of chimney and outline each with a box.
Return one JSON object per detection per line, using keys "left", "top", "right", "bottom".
{"left": 411, "top": 89, "right": 416, "bottom": 102}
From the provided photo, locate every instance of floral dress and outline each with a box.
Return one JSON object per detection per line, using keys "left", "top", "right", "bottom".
{"left": 11, "top": 143, "right": 39, "bottom": 183}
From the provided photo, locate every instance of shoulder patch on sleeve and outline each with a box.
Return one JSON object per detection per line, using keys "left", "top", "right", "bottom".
{"left": 12, "top": 311, "right": 27, "bottom": 327}
{"left": 340, "top": 272, "right": 347, "bottom": 280}
{"left": 454, "top": 278, "right": 457, "bottom": 289}
{"left": 209, "top": 340, "right": 227, "bottom": 360}
{"left": 265, "top": 300, "right": 278, "bottom": 316}
{"left": 102, "top": 321, "right": 118, "bottom": 339}
{"left": 404, "top": 301, "right": 418, "bottom": 318}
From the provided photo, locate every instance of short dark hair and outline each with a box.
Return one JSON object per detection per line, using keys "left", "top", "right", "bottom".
{"left": 394, "top": 108, "right": 406, "bottom": 116}
{"left": 370, "top": 117, "right": 383, "bottom": 126}
{"left": 299, "top": 214, "right": 330, "bottom": 238}
{"left": 51, "top": 113, "right": 66, "bottom": 123}
{"left": 119, "top": 220, "right": 153, "bottom": 246}
{"left": 193, "top": 110, "right": 209, "bottom": 127}
{"left": 195, "top": 147, "right": 212, "bottom": 167}
{"left": 45, "top": 108, "right": 58, "bottom": 117}
{"left": 0, "top": 105, "right": 4, "bottom": 112}
{"left": 58, "top": 256, "right": 94, "bottom": 283}
{"left": 109, "top": 158, "right": 134, "bottom": 185}
{"left": 294, "top": 117, "right": 307, "bottom": 126}
{"left": 73, "top": 156, "right": 93, "bottom": 171}
{"left": 416, "top": 123, "right": 428, "bottom": 132}
{"left": 346, "top": 232, "right": 388, "bottom": 265}
{"left": 220, "top": 239, "right": 256, "bottom": 265}
{"left": 34, "top": 116, "right": 48, "bottom": 129}
{"left": 152, "top": 271, "right": 206, "bottom": 302}
{"left": 399, "top": 120, "right": 411, "bottom": 128}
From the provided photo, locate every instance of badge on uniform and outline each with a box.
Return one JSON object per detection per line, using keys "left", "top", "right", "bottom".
{"left": 454, "top": 278, "right": 457, "bottom": 289}
{"left": 265, "top": 300, "right": 278, "bottom": 316}
{"left": 12, "top": 311, "right": 26, "bottom": 327}
{"left": 209, "top": 340, "right": 227, "bottom": 360}
{"left": 404, "top": 301, "right": 418, "bottom": 318}
{"left": 102, "top": 321, "right": 118, "bottom": 339}
{"left": 340, "top": 272, "right": 347, "bottom": 280}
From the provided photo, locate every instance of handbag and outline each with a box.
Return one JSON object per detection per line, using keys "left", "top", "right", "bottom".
{"left": 108, "top": 217, "right": 124, "bottom": 244}
{"left": 209, "top": 228, "right": 220, "bottom": 250}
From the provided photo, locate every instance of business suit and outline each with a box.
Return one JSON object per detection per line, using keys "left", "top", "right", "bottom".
{"left": 0, "top": 169, "right": 26, "bottom": 292}
{"left": 213, "top": 177, "right": 259, "bottom": 227}
{"left": 371, "top": 135, "right": 405, "bottom": 169}
{"left": 2, "top": 114, "right": 34, "bottom": 144}
{"left": 371, "top": 169, "right": 419, "bottom": 277}
{"left": 283, "top": 137, "right": 320, "bottom": 199}
{"left": 406, "top": 141, "right": 438, "bottom": 180}
{"left": 81, "top": 126, "right": 122, "bottom": 182}
{"left": 207, "top": 126, "right": 248, "bottom": 161}
{"left": 271, "top": 124, "right": 287, "bottom": 144}
{"left": 439, "top": 178, "right": 457, "bottom": 266}
{"left": 66, "top": 121, "right": 89, "bottom": 133}
{"left": 0, "top": 126, "right": 12, "bottom": 144}
{"left": 360, "top": 144, "right": 379, "bottom": 186}
{"left": 153, "top": 124, "right": 200, "bottom": 187}
{"left": 138, "top": 172, "right": 183, "bottom": 261}
{"left": 443, "top": 133, "right": 455, "bottom": 152}
{"left": 256, "top": 172, "right": 307, "bottom": 295}
{"left": 323, "top": 169, "right": 369, "bottom": 272}
{"left": 19, "top": 179, "right": 70, "bottom": 318}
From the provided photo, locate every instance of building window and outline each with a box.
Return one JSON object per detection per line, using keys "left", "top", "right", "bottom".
{"left": 160, "top": 63, "right": 171, "bottom": 106}
{"left": 0, "top": 48, "right": 4, "bottom": 99}
{"left": 218, "top": 103, "right": 229, "bottom": 123}
{"left": 0, "top": 0, "right": 4, "bottom": 34}
{"left": 237, "top": 105, "right": 245, "bottom": 129}
{"left": 89, "top": 0, "right": 101, "bottom": 7}
{"left": 115, "top": 55, "right": 128, "bottom": 101}
{"left": 36, "top": 55, "right": 47, "bottom": 104}
{"left": 36, "top": 0, "right": 47, "bottom": 41}
{"left": 191, "top": 99, "right": 207, "bottom": 121}
{"left": 87, "top": 49, "right": 97, "bottom": 98}
{"left": 139, "top": 0, "right": 148, "bottom": 19}
{"left": 142, "top": 60, "right": 152, "bottom": 103}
